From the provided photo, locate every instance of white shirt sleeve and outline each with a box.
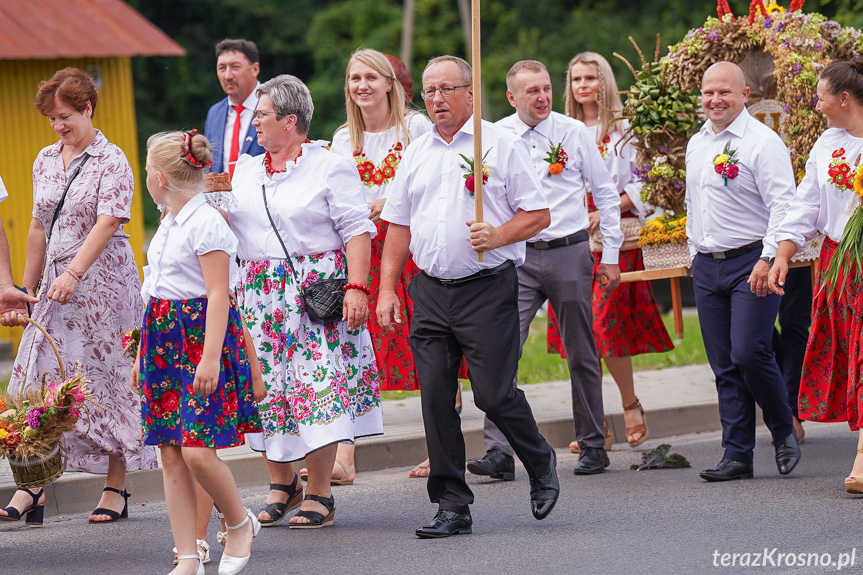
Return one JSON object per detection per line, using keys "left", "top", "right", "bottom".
{"left": 0, "top": 175, "right": 7, "bottom": 203}
{"left": 580, "top": 128, "right": 622, "bottom": 263}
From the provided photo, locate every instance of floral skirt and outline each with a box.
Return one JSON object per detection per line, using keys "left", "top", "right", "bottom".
{"left": 547, "top": 248, "right": 674, "bottom": 358}
{"left": 236, "top": 251, "right": 383, "bottom": 463}
{"left": 139, "top": 297, "right": 262, "bottom": 447}
{"left": 798, "top": 238, "right": 863, "bottom": 429}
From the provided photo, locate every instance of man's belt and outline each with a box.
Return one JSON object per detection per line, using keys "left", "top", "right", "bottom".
{"left": 424, "top": 260, "right": 514, "bottom": 286}
{"left": 699, "top": 240, "right": 762, "bottom": 260}
{"left": 526, "top": 230, "right": 588, "bottom": 250}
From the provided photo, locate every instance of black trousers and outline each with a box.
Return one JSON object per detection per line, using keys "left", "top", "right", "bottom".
{"left": 409, "top": 266, "right": 553, "bottom": 513}
{"left": 772, "top": 266, "right": 813, "bottom": 419}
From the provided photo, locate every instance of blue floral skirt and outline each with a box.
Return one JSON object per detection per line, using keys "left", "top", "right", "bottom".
{"left": 139, "top": 297, "right": 262, "bottom": 447}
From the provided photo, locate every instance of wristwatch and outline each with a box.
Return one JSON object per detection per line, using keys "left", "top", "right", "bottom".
{"left": 759, "top": 256, "right": 775, "bottom": 267}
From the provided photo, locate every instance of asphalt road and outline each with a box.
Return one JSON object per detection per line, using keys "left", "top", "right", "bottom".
{"left": 1, "top": 422, "right": 860, "bottom": 575}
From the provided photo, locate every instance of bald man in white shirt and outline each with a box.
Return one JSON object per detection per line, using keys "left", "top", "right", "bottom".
{"left": 378, "top": 55, "right": 559, "bottom": 538}
{"left": 685, "top": 61, "right": 801, "bottom": 482}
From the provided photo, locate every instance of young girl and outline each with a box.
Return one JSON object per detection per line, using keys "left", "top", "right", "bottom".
{"left": 131, "top": 130, "right": 262, "bottom": 575}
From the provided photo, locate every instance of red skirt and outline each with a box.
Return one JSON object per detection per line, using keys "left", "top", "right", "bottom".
{"left": 798, "top": 238, "right": 863, "bottom": 429}
{"left": 367, "top": 222, "right": 468, "bottom": 390}
{"left": 547, "top": 248, "right": 673, "bottom": 358}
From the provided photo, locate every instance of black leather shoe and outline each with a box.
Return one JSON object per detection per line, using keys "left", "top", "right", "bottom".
{"left": 699, "top": 458, "right": 754, "bottom": 481}
{"left": 572, "top": 446, "right": 610, "bottom": 475}
{"left": 415, "top": 510, "right": 472, "bottom": 539}
{"left": 529, "top": 451, "right": 559, "bottom": 520}
{"left": 774, "top": 432, "right": 801, "bottom": 475}
{"left": 466, "top": 448, "right": 515, "bottom": 481}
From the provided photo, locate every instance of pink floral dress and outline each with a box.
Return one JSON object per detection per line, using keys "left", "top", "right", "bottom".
{"left": 10, "top": 131, "right": 157, "bottom": 474}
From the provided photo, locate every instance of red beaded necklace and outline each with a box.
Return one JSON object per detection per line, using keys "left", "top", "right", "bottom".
{"left": 264, "top": 140, "right": 312, "bottom": 176}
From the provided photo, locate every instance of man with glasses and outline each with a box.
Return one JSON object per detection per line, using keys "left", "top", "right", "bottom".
{"left": 466, "top": 59, "right": 622, "bottom": 480}
{"left": 377, "top": 55, "right": 560, "bottom": 538}
{"left": 205, "top": 38, "right": 265, "bottom": 177}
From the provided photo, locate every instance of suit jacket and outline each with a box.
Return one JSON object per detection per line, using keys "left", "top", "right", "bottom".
{"left": 205, "top": 96, "right": 265, "bottom": 173}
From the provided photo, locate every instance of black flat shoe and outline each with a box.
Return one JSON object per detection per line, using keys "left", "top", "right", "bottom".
{"left": 259, "top": 475, "right": 303, "bottom": 527}
{"left": 699, "top": 458, "right": 754, "bottom": 482}
{"left": 288, "top": 494, "right": 335, "bottom": 529}
{"left": 774, "top": 432, "right": 801, "bottom": 475}
{"left": 466, "top": 448, "right": 515, "bottom": 481}
{"left": 89, "top": 487, "right": 130, "bottom": 523}
{"left": 530, "top": 450, "right": 559, "bottom": 520}
{"left": 415, "top": 510, "right": 472, "bottom": 539}
{"left": 0, "top": 488, "right": 45, "bottom": 526}
{"left": 573, "top": 446, "right": 610, "bottom": 475}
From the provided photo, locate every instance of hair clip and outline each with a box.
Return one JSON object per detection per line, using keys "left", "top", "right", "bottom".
{"left": 180, "top": 128, "right": 213, "bottom": 170}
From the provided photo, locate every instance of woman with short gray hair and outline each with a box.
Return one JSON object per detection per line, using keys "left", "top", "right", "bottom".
{"left": 229, "top": 74, "right": 383, "bottom": 528}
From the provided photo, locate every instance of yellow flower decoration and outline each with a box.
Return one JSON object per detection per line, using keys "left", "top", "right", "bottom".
{"left": 714, "top": 154, "right": 730, "bottom": 165}
{"left": 853, "top": 165, "right": 863, "bottom": 198}
{"left": 766, "top": 2, "right": 785, "bottom": 15}
{"left": 0, "top": 429, "right": 7, "bottom": 440}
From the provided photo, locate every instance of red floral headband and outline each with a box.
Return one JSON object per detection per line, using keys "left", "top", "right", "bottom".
{"left": 180, "top": 129, "right": 212, "bottom": 170}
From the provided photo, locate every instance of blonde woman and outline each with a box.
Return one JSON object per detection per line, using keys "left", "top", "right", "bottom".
{"left": 547, "top": 52, "right": 673, "bottom": 450}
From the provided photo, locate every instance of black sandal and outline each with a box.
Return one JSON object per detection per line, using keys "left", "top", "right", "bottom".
{"left": 288, "top": 494, "right": 335, "bottom": 529}
{"left": 88, "top": 487, "right": 130, "bottom": 524}
{"left": 0, "top": 488, "right": 44, "bottom": 525}
{"left": 259, "top": 474, "right": 303, "bottom": 527}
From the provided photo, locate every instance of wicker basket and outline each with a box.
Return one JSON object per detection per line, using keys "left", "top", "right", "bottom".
{"left": 790, "top": 233, "right": 824, "bottom": 263}
{"left": 589, "top": 218, "right": 643, "bottom": 253}
{"left": 641, "top": 242, "right": 691, "bottom": 270}
{"left": 3, "top": 318, "right": 69, "bottom": 488}
{"left": 8, "top": 441, "right": 65, "bottom": 488}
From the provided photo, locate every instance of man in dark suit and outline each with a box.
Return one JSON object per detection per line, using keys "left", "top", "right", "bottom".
{"left": 205, "top": 38, "right": 265, "bottom": 176}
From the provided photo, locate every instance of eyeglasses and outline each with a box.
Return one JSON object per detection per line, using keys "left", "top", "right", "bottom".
{"left": 420, "top": 85, "right": 471, "bottom": 100}
{"left": 252, "top": 110, "right": 276, "bottom": 121}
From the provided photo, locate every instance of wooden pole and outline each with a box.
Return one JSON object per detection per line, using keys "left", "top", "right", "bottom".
{"left": 472, "top": 0, "right": 484, "bottom": 261}
{"left": 400, "top": 0, "right": 415, "bottom": 73}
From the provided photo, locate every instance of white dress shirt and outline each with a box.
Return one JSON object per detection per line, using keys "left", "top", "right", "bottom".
{"left": 590, "top": 124, "right": 646, "bottom": 218}
{"left": 685, "top": 108, "right": 796, "bottom": 259}
{"left": 381, "top": 117, "right": 548, "bottom": 279}
{"left": 147, "top": 193, "right": 239, "bottom": 300}
{"left": 776, "top": 127, "right": 863, "bottom": 248}
{"left": 223, "top": 84, "right": 261, "bottom": 174}
{"left": 495, "top": 111, "right": 622, "bottom": 264}
{"left": 330, "top": 112, "right": 433, "bottom": 202}
{"left": 0, "top": 175, "right": 7, "bottom": 203}
{"left": 230, "top": 141, "right": 376, "bottom": 261}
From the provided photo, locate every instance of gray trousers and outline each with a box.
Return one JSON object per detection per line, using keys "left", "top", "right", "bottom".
{"left": 483, "top": 240, "right": 606, "bottom": 454}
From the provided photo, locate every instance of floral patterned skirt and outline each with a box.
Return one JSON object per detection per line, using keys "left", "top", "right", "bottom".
{"left": 139, "top": 297, "right": 262, "bottom": 447}
{"left": 798, "top": 238, "right": 863, "bottom": 429}
{"left": 547, "top": 248, "right": 674, "bottom": 358}
{"left": 236, "top": 251, "right": 383, "bottom": 463}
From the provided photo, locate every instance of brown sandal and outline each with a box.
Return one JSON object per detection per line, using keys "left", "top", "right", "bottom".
{"left": 409, "top": 458, "right": 431, "bottom": 478}
{"left": 570, "top": 417, "right": 614, "bottom": 453}
{"left": 623, "top": 397, "right": 649, "bottom": 447}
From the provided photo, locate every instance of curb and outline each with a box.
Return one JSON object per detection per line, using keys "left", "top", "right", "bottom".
{"left": 0, "top": 402, "right": 723, "bottom": 519}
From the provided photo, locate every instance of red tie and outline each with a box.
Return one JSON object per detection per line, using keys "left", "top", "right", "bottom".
{"left": 228, "top": 104, "right": 244, "bottom": 177}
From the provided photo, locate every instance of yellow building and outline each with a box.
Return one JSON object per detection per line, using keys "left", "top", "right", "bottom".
{"left": 0, "top": 0, "right": 184, "bottom": 349}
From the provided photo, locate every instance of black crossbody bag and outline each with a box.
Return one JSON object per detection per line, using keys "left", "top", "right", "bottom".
{"left": 37, "top": 153, "right": 92, "bottom": 292}
{"left": 260, "top": 184, "right": 347, "bottom": 324}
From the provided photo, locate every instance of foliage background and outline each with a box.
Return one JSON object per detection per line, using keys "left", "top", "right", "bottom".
{"left": 127, "top": 0, "right": 856, "bottom": 226}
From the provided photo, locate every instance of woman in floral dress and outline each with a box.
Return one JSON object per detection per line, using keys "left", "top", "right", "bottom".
{"left": 548, "top": 52, "right": 673, "bottom": 451}
{"left": 230, "top": 74, "right": 382, "bottom": 528}
{"left": 329, "top": 49, "right": 433, "bottom": 480}
{"left": 769, "top": 57, "right": 863, "bottom": 493}
{"left": 0, "top": 68, "right": 156, "bottom": 525}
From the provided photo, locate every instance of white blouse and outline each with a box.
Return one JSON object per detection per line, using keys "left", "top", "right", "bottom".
{"left": 230, "top": 140, "right": 376, "bottom": 261}
{"left": 147, "top": 193, "right": 239, "bottom": 300}
{"left": 589, "top": 124, "right": 646, "bottom": 218}
{"left": 330, "top": 112, "right": 433, "bottom": 202}
{"left": 777, "top": 127, "right": 863, "bottom": 249}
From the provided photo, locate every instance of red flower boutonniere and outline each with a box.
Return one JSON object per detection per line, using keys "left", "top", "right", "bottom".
{"left": 544, "top": 140, "right": 568, "bottom": 177}
{"left": 459, "top": 148, "right": 492, "bottom": 196}
{"left": 713, "top": 141, "right": 739, "bottom": 187}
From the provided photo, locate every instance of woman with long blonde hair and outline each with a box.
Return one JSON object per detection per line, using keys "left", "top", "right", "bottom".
{"left": 548, "top": 52, "right": 673, "bottom": 451}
